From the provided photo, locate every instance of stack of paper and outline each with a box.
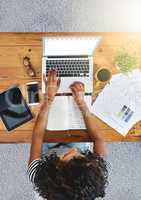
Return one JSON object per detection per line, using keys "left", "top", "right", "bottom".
{"left": 92, "top": 69, "right": 141, "bottom": 136}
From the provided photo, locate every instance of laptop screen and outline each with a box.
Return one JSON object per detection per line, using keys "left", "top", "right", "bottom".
{"left": 43, "top": 37, "right": 101, "bottom": 56}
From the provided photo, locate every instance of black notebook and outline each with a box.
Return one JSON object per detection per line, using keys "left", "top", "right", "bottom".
{"left": 0, "top": 87, "right": 33, "bottom": 131}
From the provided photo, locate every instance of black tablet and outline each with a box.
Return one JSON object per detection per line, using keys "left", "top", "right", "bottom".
{"left": 0, "top": 87, "right": 33, "bottom": 132}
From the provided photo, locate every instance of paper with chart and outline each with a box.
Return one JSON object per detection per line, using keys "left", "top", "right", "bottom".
{"left": 47, "top": 95, "right": 92, "bottom": 131}
{"left": 92, "top": 69, "right": 141, "bottom": 136}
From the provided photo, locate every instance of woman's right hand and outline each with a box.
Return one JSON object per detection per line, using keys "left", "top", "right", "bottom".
{"left": 70, "top": 82, "right": 88, "bottom": 113}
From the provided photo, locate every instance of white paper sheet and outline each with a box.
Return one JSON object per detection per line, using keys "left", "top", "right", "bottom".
{"left": 47, "top": 96, "right": 69, "bottom": 130}
{"left": 92, "top": 69, "right": 141, "bottom": 136}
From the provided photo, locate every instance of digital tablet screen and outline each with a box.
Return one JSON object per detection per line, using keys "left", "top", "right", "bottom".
{"left": 0, "top": 87, "right": 33, "bottom": 131}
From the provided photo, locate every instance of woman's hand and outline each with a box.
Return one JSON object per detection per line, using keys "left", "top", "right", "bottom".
{"left": 43, "top": 68, "right": 61, "bottom": 103}
{"left": 70, "top": 81, "right": 87, "bottom": 113}
{"left": 70, "top": 81, "right": 85, "bottom": 104}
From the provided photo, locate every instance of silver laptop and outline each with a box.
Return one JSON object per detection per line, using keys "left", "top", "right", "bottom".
{"left": 42, "top": 37, "right": 101, "bottom": 94}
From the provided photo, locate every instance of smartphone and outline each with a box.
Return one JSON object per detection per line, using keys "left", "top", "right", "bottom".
{"left": 26, "top": 82, "right": 39, "bottom": 105}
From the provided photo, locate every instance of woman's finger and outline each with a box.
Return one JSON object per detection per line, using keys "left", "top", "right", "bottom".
{"left": 71, "top": 83, "right": 84, "bottom": 92}
{"left": 79, "top": 83, "right": 85, "bottom": 91}
{"left": 73, "top": 81, "right": 84, "bottom": 86}
{"left": 70, "top": 86, "right": 77, "bottom": 95}
{"left": 48, "top": 68, "right": 56, "bottom": 82}
{"left": 43, "top": 73, "right": 47, "bottom": 84}
{"left": 70, "top": 82, "right": 76, "bottom": 88}
{"left": 70, "top": 81, "right": 84, "bottom": 88}
{"left": 52, "top": 68, "right": 57, "bottom": 81}
{"left": 76, "top": 84, "right": 82, "bottom": 90}
{"left": 48, "top": 68, "right": 52, "bottom": 81}
{"left": 57, "top": 78, "right": 61, "bottom": 88}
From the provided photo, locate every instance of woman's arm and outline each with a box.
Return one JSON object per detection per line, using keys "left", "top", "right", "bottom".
{"left": 70, "top": 82, "right": 107, "bottom": 157}
{"left": 28, "top": 69, "right": 61, "bottom": 165}
{"left": 28, "top": 100, "right": 51, "bottom": 165}
{"left": 80, "top": 103, "right": 107, "bottom": 157}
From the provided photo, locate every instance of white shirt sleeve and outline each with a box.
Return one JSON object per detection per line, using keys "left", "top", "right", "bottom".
{"left": 27, "top": 159, "right": 41, "bottom": 183}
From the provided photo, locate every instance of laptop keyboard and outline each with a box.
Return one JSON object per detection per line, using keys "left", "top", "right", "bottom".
{"left": 46, "top": 58, "right": 89, "bottom": 77}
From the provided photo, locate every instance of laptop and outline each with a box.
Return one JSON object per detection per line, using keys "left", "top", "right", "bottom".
{"left": 42, "top": 37, "right": 101, "bottom": 94}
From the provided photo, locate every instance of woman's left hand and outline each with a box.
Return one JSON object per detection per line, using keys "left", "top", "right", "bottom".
{"left": 43, "top": 68, "right": 61, "bottom": 102}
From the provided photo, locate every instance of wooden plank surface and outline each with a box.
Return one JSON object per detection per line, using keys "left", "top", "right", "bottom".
{"left": 0, "top": 32, "right": 141, "bottom": 143}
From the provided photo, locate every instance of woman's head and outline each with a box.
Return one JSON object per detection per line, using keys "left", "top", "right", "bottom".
{"left": 34, "top": 150, "right": 108, "bottom": 200}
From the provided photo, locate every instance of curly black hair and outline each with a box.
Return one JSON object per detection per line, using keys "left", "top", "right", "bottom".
{"left": 34, "top": 150, "right": 108, "bottom": 200}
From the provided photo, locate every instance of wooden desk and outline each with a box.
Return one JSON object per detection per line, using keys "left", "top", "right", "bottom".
{"left": 0, "top": 32, "right": 141, "bottom": 143}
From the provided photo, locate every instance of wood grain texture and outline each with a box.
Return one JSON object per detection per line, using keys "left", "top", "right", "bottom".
{"left": 0, "top": 32, "right": 141, "bottom": 143}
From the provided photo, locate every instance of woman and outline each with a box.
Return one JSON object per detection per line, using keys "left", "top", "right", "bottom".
{"left": 28, "top": 68, "right": 108, "bottom": 200}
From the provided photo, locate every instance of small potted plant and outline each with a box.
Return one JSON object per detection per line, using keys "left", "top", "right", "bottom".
{"left": 115, "top": 48, "right": 138, "bottom": 74}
